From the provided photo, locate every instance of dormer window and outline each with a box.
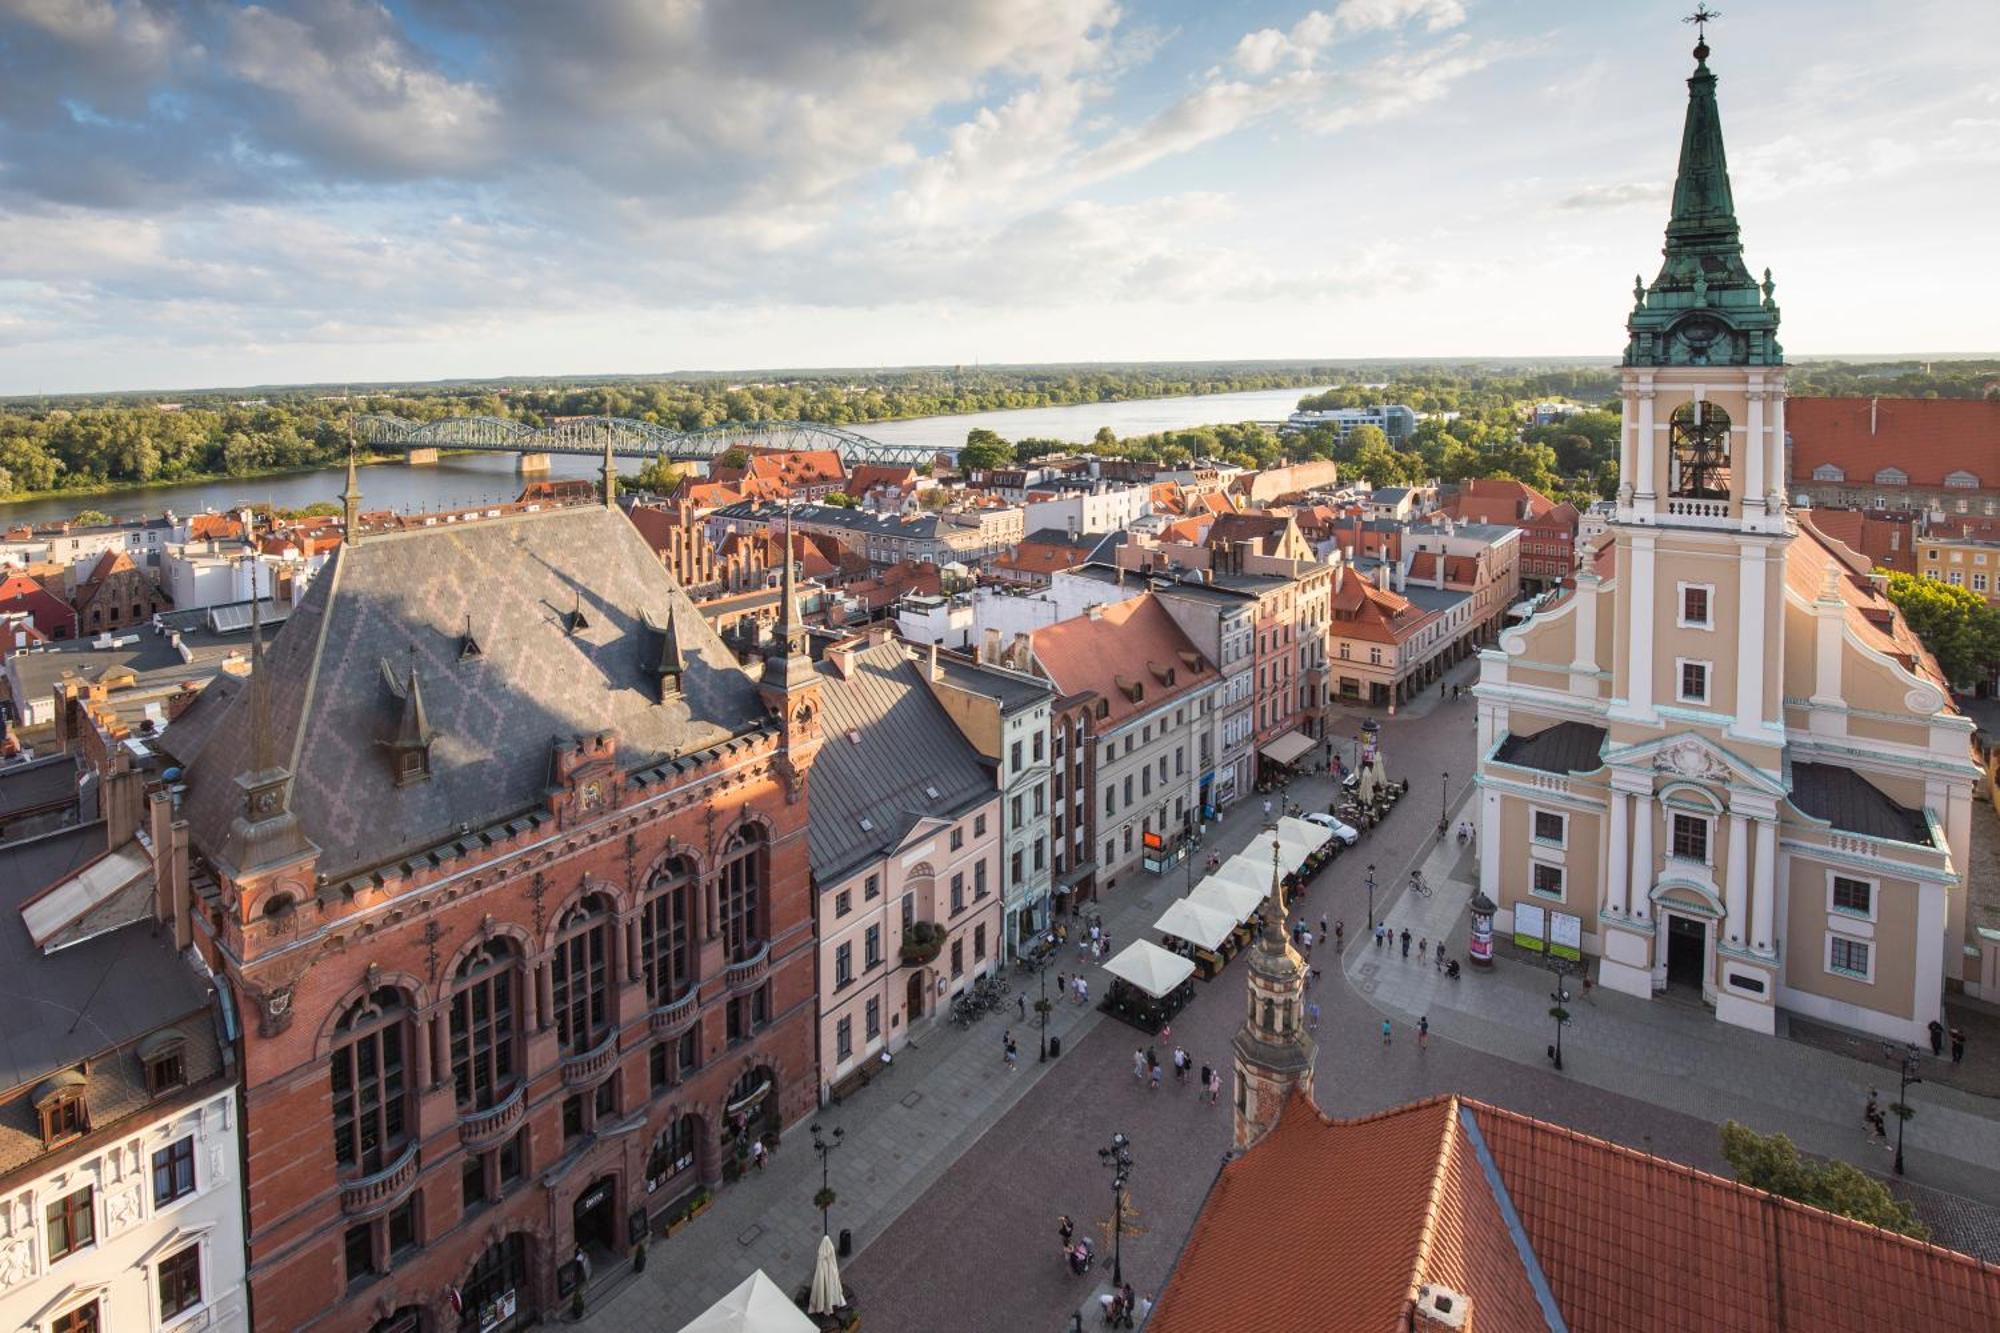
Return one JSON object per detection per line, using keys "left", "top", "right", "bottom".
{"left": 1946, "top": 471, "right": 1980, "bottom": 489}
{"left": 34, "top": 1070, "right": 90, "bottom": 1145}
{"left": 1874, "top": 467, "right": 1907, "bottom": 487}
{"left": 140, "top": 1031, "right": 189, "bottom": 1097}
{"left": 1811, "top": 463, "right": 1845, "bottom": 482}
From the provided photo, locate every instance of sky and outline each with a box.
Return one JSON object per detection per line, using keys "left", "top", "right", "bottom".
{"left": 0, "top": 0, "right": 1995, "bottom": 395}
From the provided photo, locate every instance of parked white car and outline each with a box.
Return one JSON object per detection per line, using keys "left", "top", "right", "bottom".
{"left": 1305, "top": 811, "right": 1360, "bottom": 845}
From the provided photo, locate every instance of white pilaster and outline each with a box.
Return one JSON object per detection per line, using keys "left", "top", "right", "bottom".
{"left": 1627, "top": 533, "right": 1657, "bottom": 716}
{"left": 1606, "top": 789, "right": 1630, "bottom": 917}
{"left": 1914, "top": 879, "right": 1948, "bottom": 1039}
{"left": 1630, "top": 793, "right": 1654, "bottom": 921}
{"left": 1724, "top": 812, "right": 1748, "bottom": 947}
{"left": 1636, "top": 389, "right": 1657, "bottom": 510}
{"left": 1744, "top": 385, "right": 1767, "bottom": 517}
{"left": 1570, "top": 572, "right": 1600, "bottom": 680}
{"left": 1751, "top": 818, "right": 1777, "bottom": 954}
{"left": 1733, "top": 544, "right": 1768, "bottom": 733}
{"left": 1479, "top": 787, "right": 1501, "bottom": 900}
{"left": 1769, "top": 390, "right": 1787, "bottom": 512}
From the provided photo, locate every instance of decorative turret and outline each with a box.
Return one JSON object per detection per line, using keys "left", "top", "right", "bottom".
{"left": 377, "top": 651, "right": 436, "bottom": 786}
{"left": 1623, "top": 17, "right": 1781, "bottom": 369}
{"left": 759, "top": 503, "right": 821, "bottom": 802}
{"left": 1230, "top": 829, "right": 1315, "bottom": 1150}
{"left": 760, "top": 504, "right": 816, "bottom": 698}
{"left": 213, "top": 596, "right": 319, "bottom": 909}
{"left": 643, "top": 604, "right": 689, "bottom": 701}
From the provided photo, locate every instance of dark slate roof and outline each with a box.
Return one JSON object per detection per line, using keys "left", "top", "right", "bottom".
{"left": 0, "top": 822, "right": 212, "bottom": 1097}
{"left": 168, "top": 507, "right": 770, "bottom": 882}
{"left": 1790, "top": 762, "right": 1932, "bottom": 846}
{"left": 0, "top": 754, "right": 80, "bottom": 822}
{"left": 808, "top": 641, "right": 995, "bottom": 885}
{"left": 931, "top": 651, "right": 1054, "bottom": 713}
{"left": 1492, "top": 722, "right": 1607, "bottom": 775}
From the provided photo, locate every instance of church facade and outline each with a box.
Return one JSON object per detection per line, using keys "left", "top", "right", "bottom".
{"left": 1472, "top": 33, "right": 1981, "bottom": 1043}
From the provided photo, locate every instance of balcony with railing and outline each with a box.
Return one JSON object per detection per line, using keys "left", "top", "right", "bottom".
{"left": 649, "top": 986, "right": 701, "bottom": 1037}
{"left": 561, "top": 1031, "right": 621, "bottom": 1088}
{"left": 456, "top": 1084, "right": 525, "bottom": 1152}
{"left": 725, "top": 942, "right": 771, "bottom": 993}
{"left": 339, "top": 1141, "right": 419, "bottom": 1217}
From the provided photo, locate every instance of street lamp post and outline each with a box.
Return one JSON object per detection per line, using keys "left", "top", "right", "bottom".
{"left": 1035, "top": 941, "right": 1054, "bottom": 1063}
{"left": 1366, "top": 863, "right": 1377, "bottom": 934}
{"left": 1097, "top": 1131, "right": 1133, "bottom": 1288}
{"left": 1438, "top": 770, "right": 1450, "bottom": 837}
{"left": 1888, "top": 1043, "right": 1923, "bottom": 1176}
{"left": 1546, "top": 956, "right": 1576, "bottom": 1071}
{"left": 809, "top": 1122, "right": 844, "bottom": 1237}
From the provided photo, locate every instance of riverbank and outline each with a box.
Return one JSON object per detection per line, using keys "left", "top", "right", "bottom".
{"left": 1, "top": 452, "right": 400, "bottom": 515}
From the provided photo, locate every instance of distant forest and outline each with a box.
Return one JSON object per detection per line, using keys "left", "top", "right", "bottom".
{"left": 0, "top": 358, "right": 1992, "bottom": 502}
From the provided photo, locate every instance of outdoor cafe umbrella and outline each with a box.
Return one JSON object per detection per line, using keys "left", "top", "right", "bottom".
{"left": 1190, "top": 874, "right": 1265, "bottom": 924}
{"left": 1102, "top": 939, "right": 1198, "bottom": 999}
{"left": 1357, "top": 758, "right": 1378, "bottom": 805}
{"left": 807, "top": 1233, "right": 845, "bottom": 1317}
{"left": 1154, "top": 897, "right": 1237, "bottom": 952}
{"left": 678, "top": 1270, "right": 816, "bottom": 1333}
{"left": 1209, "top": 855, "right": 1269, "bottom": 897}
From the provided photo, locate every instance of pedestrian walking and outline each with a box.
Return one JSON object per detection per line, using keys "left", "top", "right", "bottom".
{"left": 1006, "top": 1035, "right": 1019, "bottom": 1071}
{"left": 1334, "top": 919, "right": 1344, "bottom": 950}
{"left": 1058, "top": 1214, "right": 1075, "bottom": 1249}
{"left": 1864, "top": 1089, "right": 1886, "bottom": 1139}
{"left": 1077, "top": 977, "right": 1090, "bottom": 1005}
{"left": 1375, "top": 923, "right": 1386, "bottom": 949}
{"left": 1419, "top": 1015, "right": 1430, "bottom": 1050}
{"left": 1302, "top": 928, "right": 1314, "bottom": 954}
{"left": 1952, "top": 1027, "right": 1966, "bottom": 1064}
{"left": 750, "top": 1139, "right": 766, "bottom": 1171}
{"left": 1263, "top": 798, "right": 1273, "bottom": 819}
{"left": 1400, "top": 928, "right": 1412, "bottom": 958}
{"left": 1149, "top": 1059, "right": 1162, "bottom": 1090}
{"left": 1308, "top": 1000, "right": 1321, "bottom": 1030}
{"left": 1207, "top": 1067, "right": 1222, "bottom": 1105}
{"left": 1381, "top": 1018, "right": 1392, "bottom": 1046}
{"left": 1418, "top": 937, "right": 1427, "bottom": 962}
{"left": 1133, "top": 1049, "right": 1147, "bottom": 1081}
{"left": 1929, "top": 1019, "right": 1945, "bottom": 1056}
{"left": 1174, "top": 1047, "right": 1189, "bottom": 1083}
{"left": 1018, "top": 993, "right": 1027, "bottom": 1020}
{"left": 1434, "top": 948, "right": 1445, "bottom": 974}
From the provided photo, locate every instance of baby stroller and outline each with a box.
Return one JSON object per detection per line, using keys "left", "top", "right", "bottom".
{"left": 1068, "top": 1237, "right": 1096, "bottom": 1276}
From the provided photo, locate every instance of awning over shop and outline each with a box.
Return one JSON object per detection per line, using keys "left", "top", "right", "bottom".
{"left": 1154, "top": 898, "right": 1237, "bottom": 951}
{"left": 1102, "top": 939, "right": 1198, "bottom": 999}
{"left": 1260, "top": 730, "right": 1315, "bottom": 767}
{"left": 1055, "top": 860, "right": 1097, "bottom": 890}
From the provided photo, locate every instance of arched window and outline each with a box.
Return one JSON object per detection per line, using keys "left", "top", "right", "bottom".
{"left": 459, "top": 1234, "right": 530, "bottom": 1333}
{"left": 449, "top": 940, "right": 519, "bottom": 1111}
{"left": 1668, "top": 401, "right": 1731, "bottom": 500}
{"left": 552, "top": 895, "right": 614, "bottom": 1054}
{"left": 645, "top": 1114, "right": 700, "bottom": 1193}
{"left": 718, "top": 826, "right": 767, "bottom": 964}
{"left": 641, "top": 858, "right": 696, "bottom": 1006}
{"left": 330, "top": 988, "right": 412, "bottom": 1174}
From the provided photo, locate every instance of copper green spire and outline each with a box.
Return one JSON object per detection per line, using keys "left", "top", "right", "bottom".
{"left": 1623, "top": 18, "right": 1782, "bottom": 369}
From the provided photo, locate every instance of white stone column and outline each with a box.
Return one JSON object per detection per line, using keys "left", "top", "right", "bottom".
{"left": 1636, "top": 389, "right": 1657, "bottom": 507}
{"left": 1628, "top": 535, "right": 1656, "bottom": 715}
{"left": 1744, "top": 386, "right": 1767, "bottom": 516}
{"left": 1735, "top": 544, "right": 1767, "bottom": 731}
{"left": 1605, "top": 790, "right": 1630, "bottom": 917}
{"left": 1769, "top": 391, "right": 1787, "bottom": 512}
{"left": 1570, "top": 572, "right": 1600, "bottom": 679}
{"left": 1724, "top": 813, "right": 1749, "bottom": 948}
{"left": 1478, "top": 787, "right": 1501, "bottom": 900}
{"left": 1630, "top": 794, "right": 1654, "bottom": 921}
{"left": 1752, "top": 819, "right": 1777, "bottom": 954}
{"left": 1619, "top": 390, "right": 1638, "bottom": 508}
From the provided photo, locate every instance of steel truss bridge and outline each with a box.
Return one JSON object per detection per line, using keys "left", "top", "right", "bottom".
{"left": 351, "top": 414, "right": 948, "bottom": 467}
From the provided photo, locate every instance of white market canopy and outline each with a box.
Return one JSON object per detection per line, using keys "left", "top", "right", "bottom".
{"left": 1261, "top": 730, "right": 1315, "bottom": 766}
{"left": 1191, "top": 873, "right": 1267, "bottom": 924}
{"left": 677, "top": 1270, "right": 817, "bottom": 1333}
{"left": 1209, "top": 855, "right": 1271, "bottom": 896}
{"left": 1154, "top": 897, "right": 1237, "bottom": 952}
{"left": 1102, "top": 939, "right": 1198, "bottom": 999}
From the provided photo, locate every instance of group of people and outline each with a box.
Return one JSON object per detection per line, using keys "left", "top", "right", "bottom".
{"left": 1131, "top": 1044, "right": 1223, "bottom": 1103}
{"left": 1453, "top": 820, "right": 1476, "bottom": 847}
{"left": 1055, "top": 1216, "right": 1152, "bottom": 1325}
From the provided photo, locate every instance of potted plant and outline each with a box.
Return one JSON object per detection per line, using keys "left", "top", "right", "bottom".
{"left": 814, "top": 1186, "right": 837, "bottom": 1212}
{"left": 899, "top": 921, "right": 945, "bottom": 966}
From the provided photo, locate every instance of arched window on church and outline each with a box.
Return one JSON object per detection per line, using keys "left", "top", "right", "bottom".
{"left": 330, "top": 988, "right": 413, "bottom": 1175}
{"left": 641, "top": 857, "right": 697, "bottom": 1006}
{"left": 1669, "top": 401, "right": 1732, "bottom": 500}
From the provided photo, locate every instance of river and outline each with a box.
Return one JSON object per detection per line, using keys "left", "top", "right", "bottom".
{"left": 0, "top": 385, "right": 1323, "bottom": 527}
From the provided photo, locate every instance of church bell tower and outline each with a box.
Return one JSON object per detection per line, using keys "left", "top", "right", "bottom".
{"left": 1231, "top": 830, "right": 1314, "bottom": 1149}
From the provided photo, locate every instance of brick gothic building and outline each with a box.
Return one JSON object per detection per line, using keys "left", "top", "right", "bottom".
{"left": 159, "top": 483, "right": 821, "bottom": 1333}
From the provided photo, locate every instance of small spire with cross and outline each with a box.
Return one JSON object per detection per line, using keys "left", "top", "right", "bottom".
{"left": 1684, "top": 5, "right": 1720, "bottom": 63}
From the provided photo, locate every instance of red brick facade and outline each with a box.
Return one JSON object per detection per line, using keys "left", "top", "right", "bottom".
{"left": 202, "top": 727, "right": 818, "bottom": 1333}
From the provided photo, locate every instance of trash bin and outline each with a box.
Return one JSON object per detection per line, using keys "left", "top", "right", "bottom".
{"left": 838, "top": 1228, "right": 853, "bottom": 1258}
{"left": 1049, "top": 1035, "right": 1062, "bottom": 1058}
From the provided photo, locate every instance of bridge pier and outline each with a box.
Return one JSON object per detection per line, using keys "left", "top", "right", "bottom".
{"left": 407, "top": 447, "right": 440, "bottom": 465}
{"left": 516, "top": 452, "right": 552, "bottom": 474}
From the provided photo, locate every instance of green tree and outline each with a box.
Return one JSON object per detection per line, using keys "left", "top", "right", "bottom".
{"left": 1092, "top": 426, "right": 1119, "bottom": 451}
{"left": 822, "top": 491, "right": 858, "bottom": 508}
{"left": 1718, "top": 1121, "right": 1926, "bottom": 1238}
{"left": 715, "top": 447, "right": 751, "bottom": 471}
{"left": 1881, "top": 571, "right": 2000, "bottom": 687}
{"left": 71, "top": 509, "right": 113, "bottom": 526}
{"left": 958, "top": 428, "right": 1015, "bottom": 471}
{"left": 632, "top": 458, "right": 682, "bottom": 493}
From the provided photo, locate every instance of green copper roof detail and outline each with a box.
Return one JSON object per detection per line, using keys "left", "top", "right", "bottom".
{"left": 1624, "top": 34, "right": 1782, "bottom": 369}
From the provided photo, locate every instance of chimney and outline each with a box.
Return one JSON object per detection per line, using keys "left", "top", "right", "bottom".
{"left": 1010, "top": 631, "right": 1032, "bottom": 668}
{"left": 927, "top": 639, "right": 941, "bottom": 681}
{"left": 1375, "top": 563, "right": 1392, "bottom": 593}
{"left": 149, "top": 789, "right": 193, "bottom": 950}
{"left": 104, "top": 761, "right": 145, "bottom": 848}
{"left": 1870, "top": 396, "right": 1878, "bottom": 436}
{"left": 829, "top": 640, "right": 860, "bottom": 679}
{"left": 1414, "top": 1284, "right": 1471, "bottom": 1330}
{"left": 1087, "top": 602, "right": 1105, "bottom": 620}
{"left": 983, "top": 626, "right": 1002, "bottom": 664}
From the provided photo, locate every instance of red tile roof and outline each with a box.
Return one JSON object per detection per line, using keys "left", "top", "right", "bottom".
{"left": 1030, "top": 594, "right": 1216, "bottom": 726}
{"left": 1788, "top": 398, "right": 2000, "bottom": 491}
{"left": 1806, "top": 508, "right": 1916, "bottom": 574}
{"left": 0, "top": 572, "right": 75, "bottom": 640}
{"left": 1445, "top": 477, "right": 1555, "bottom": 525}
{"left": 1792, "top": 518, "right": 1947, "bottom": 690}
{"left": 186, "top": 513, "right": 245, "bottom": 541}
{"left": 1152, "top": 1090, "right": 2000, "bottom": 1333}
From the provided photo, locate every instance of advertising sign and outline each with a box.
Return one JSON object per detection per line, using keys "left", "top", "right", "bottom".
{"left": 1513, "top": 900, "right": 1546, "bottom": 952}
{"left": 1548, "top": 910, "right": 1583, "bottom": 961}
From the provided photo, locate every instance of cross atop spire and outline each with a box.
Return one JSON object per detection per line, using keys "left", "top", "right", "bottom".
{"left": 1684, "top": 5, "right": 1720, "bottom": 49}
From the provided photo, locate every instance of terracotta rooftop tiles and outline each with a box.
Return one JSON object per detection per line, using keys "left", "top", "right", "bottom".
{"left": 1789, "top": 398, "right": 2000, "bottom": 491}
{"left": 1029, "top": 594, "right": 1215, "bottom": 727}
{"left": 1152, "top": 1091, "right": 2000, "bottom": 1332}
